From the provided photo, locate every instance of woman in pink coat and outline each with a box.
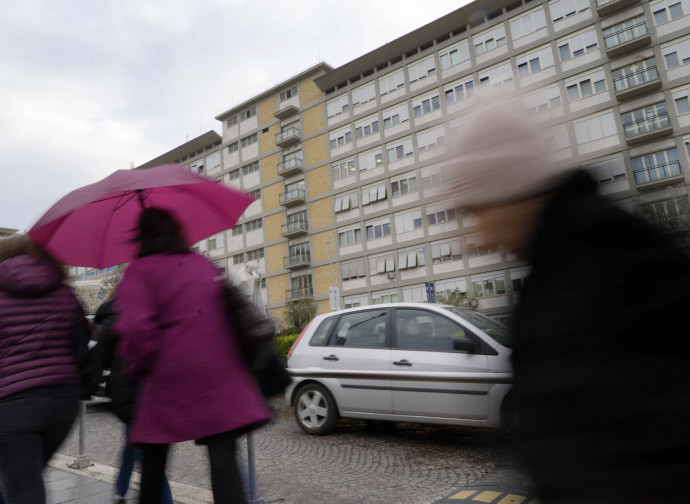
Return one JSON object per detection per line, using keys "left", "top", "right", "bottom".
{"left": 115, "top": 207, "right": 271, "bottom": 504}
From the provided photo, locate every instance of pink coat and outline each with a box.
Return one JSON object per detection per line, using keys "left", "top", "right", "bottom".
{"left": 115, "top": 252, "right": 271, "bottom": 444}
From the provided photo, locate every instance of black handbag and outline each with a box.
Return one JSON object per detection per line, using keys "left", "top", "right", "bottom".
{"left": 221, "top": 281, "right": 292, "bottom": 398}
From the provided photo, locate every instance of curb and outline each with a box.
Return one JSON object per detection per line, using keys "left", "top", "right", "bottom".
{"left": 49, "top": 453, "right": 214, "bottom": 504}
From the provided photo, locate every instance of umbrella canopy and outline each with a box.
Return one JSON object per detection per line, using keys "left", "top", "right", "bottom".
{"left": 29, "top": 164, "right": 254, "bottom": 268}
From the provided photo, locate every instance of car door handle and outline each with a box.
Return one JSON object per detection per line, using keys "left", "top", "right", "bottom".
{"left": 323, "top": 355, "right": 339, "bottom": 361}
{"left": 393, "top": 360, "right": 412, "bottom": 366}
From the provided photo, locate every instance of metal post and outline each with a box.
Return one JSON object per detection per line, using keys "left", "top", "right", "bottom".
{"left": 70, "top": 401, "right": 90, "bottom": 468}
{"left": 246, "top": 432, "right": 263, "bottom": 503}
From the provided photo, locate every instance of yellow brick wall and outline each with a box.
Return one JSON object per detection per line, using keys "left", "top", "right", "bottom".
{"left": 302, "top": 105, "right": 324, "bottom": 137}
{"left": 261, "top": 123, "right": 278, "bottom": 154}
{"left": 301, "top": 74, "right": 323, "bottom": 107}
{"left": 262, "top": 152, "right": 280, "bottom": 182}
{"left": 309, "top": 197, "right": 333, "bottom": 229}
{"left": 314, "top": 264, "right": 337, "bottom": 296}
{"left": 262, "top": 182, "right": 283, "bottom": 213}
{"left": 268, "top": 273, "right": 289, "bottom": 306}
{"left": 307, "top": 164, "right": 330, "bottom": 197}
{"left": 304, "top": 134, "right": 327, "bottom": 167}
{"left": 266, "top": 243, "right": 285, "bottom": 273}
{"left": 273, "top": 306, "right": 289, "bottom": 330}
{"left": 258, "top": 96, "right": 276, "bottom": 127}
{"left": 316, "top": 299, "right": 331, "bottom": 316}
{"left": 265, "top": 213, "right": 285, "bottom": 243}
{"left": 310, "top": 229, "right": 337, "bottom": 263}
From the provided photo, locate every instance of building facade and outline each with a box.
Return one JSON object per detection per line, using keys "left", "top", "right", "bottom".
{"left": 129, "top": 0, "right": 690, "bottom": 324}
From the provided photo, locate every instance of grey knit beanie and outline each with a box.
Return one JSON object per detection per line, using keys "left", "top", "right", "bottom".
{"left": 442, "top": 89, "right": 574, "bottom": 209}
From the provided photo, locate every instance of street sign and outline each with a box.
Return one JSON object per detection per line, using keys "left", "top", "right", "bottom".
{"left": 329, "top": 286, "right": 340, "bottom": 310}
{"left": 425, "top": 281, "right": 435, "bottom": 303}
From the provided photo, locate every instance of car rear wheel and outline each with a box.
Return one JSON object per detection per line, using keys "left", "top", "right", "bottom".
{"left": 294, "top": 383, "right": 339, "bottom": 435}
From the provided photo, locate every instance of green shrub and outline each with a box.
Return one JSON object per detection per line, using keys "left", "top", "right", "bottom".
{"left": 274, "top": 334, "right": 298, "bottom": 365}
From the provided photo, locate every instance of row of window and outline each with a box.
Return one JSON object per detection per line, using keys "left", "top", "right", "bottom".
{"left": 326, "top": 12, "right": 688, "bottom": 119}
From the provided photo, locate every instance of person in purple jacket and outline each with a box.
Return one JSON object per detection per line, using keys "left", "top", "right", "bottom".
{"left": 0, "top": 234, "right": 94, "bottom": 504}
{"left": 115, "top": 207, "right": 272, "bottom": 504}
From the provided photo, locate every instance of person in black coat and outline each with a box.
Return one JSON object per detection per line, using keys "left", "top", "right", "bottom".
{"left": 444, "top": 91, "right": 690, "bottom": 504}
{"left": 95, "top": 297, "right": 173, "bottom": 504}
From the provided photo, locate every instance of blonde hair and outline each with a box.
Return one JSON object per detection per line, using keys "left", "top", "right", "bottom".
{"left": 0, "top": 234, "right": 65, "bottom": 279}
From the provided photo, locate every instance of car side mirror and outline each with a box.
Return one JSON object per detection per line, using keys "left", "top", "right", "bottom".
{"left": 453, "top": 338, "right": 476, "bottom": 353}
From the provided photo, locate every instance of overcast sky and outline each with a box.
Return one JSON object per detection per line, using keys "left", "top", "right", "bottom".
{"left": 0, "top": 0, "right": 473, "bottom": 231}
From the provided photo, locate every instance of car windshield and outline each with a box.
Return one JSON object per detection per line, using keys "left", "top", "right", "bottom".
{"left": 440, "top": 306, "right": 512, "bottom": 348}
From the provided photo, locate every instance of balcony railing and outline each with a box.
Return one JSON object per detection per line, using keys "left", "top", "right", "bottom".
{"left": 623, "top": 112, "right": 670, "bottom": 138}
{"left": 275, "top": 126, "right": 301, "bottom": 147}
{"left": 286, "top": 286, "right": 314, "bottom": 301}
{"left": 634, "top": 161, "right": 682, "bottom": 185}
{"left": 283, "top": 253, "right": 311, "bottom": 269}
{"left": 277, "top": 157, "right": 304, "bottom": 176}
{"left": 614, "top": 65, "right": 659, "bottom": 93}
{"left": 604, "top": 20, "right": 649, "bottom": 56}
{"left": 279, "top": 188, "right": 306, "bottom": 206}
{"left": 281, "top": 220, "right": 309, "bottom": 237}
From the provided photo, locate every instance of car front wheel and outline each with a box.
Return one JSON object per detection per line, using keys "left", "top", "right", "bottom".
{"left": 294, "top": 383, "right": 339, "bottom": 435}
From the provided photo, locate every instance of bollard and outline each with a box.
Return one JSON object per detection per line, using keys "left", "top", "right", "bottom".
{"left": 246, "top": 432, "right": 264, "bottom": 503}
{"left": 69, "top": 401, "right": 91, "bottom": 469}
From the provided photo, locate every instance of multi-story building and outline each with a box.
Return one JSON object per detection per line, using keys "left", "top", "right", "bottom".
{"left": 133, "top": 0, "right": 690, "bottom": 325}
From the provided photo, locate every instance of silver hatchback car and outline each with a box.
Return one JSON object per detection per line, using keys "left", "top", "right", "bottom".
{"left": 285, "top": 302, "right": 514, "bottom": 435}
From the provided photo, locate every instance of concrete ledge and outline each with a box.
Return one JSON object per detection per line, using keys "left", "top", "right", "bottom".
{"left": 49, "top": 453, "right": 214, "bottom": 504}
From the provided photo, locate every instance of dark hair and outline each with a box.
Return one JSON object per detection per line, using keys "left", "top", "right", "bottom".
{"left": 0, "top": 233, "right": 66, "bottom": 280}
{"left": 133, "top": 207, "right": 188, "bottom": 257}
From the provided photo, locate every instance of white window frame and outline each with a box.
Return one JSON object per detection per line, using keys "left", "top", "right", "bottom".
{"left": 332, "top": 158, "right": 356, "bottom": 182}
{"left": 549, "top": 0, "right": 590, "bottom": 23}
{"left": 390, "top": 173, "right": 418, "bottom": 198}
{"left": 341, "top": 258, "right": 367, "bottom": 280}
{"left": 241, "top": 133, "right": 258, "bottom": 148}
{"left": 329, "top": 126, "right": 353, "bottom": 149}
{"left": 382, "top": 103, "right": 410, "bottom": 129}
{"left": 351, "top": 81, "right": 377, "bottom": 109}
{"left": 386, "top": 137, "right": 415, "bottom": 163}
{"left": 573, "top": 110, "right": 617, "bottom": 144}
{"left": 338, "top": 225, "right": 363, "bottom": 247}
{"left": 473, "top": 25, "right": 507, "bottom": 55}
{"left": 354, "top": 114, "right": 380, "bottom": 139}
{"left": 416, "top": 126, "right": 446, "bottom": 152}
{"left": 439, "top": 41, "right": 470, "bottom": 70}
{"left": 412, "top": 91, "right": 441, "bottom": 118}
{"left": 361, "top": 182, "right": 387, "bottom": 206}
{"left": 240, "top": 106, "right": 256, "bottom": 121}
{"left": 478, "top": 61, "right": 513, "bottom": 89}
{"left": 557, "top": 27, "right": 598, "bottom": 61}
{"left": 426, "top": 204, "right": 457, "bottom": 226}
{"left": 394, "top": 208, "right": 423, "bottom": 234}
{"left": 516, "top": 45, "right": 554, "bottom": 77}
{"left": 582, "top": 154, "right": 627, "bottom": 184}
{"left": 444, "top": 77, "right": 475, "bottom": 105}
{"left": 334, "top": 191, "right": 360, "bottom": 213}
{"left": 524, "top": 85, "right": 562, "bottom": 114}
{"left": 471, "top": 271, "right": 507, "bottom": 298}
{"left": 430, "top": 238, "right": 462, "bottom": 264}
{"left": 673, "top": 84, "right": 690, "bottom": 115}
{"left": 662, "top": 35, "right": 690, "bottom": 70}
{"left": 510, "top": 6, "right": 547, "bottom": 39}
{"left": 378, "top": 69, "right": 406, "bottom": 96}
{"left": 365, "top": 218, "right": 392, "bottom": 241}
{"left": 368, "top": 252, "right": 395, "bottom": 275}
{"left": 279, "top": 85, "right": 298, "bottom": 102}
{"left": 326, "top": 94, "right": 350, "bottom": 119}
{"left": 651, "top": 0, "right": 689, "bottom": 25}
{"left": 358, "top": 147, "right": 384, "bottom": 171}
{"left": 397, "top": 247, "right": 426, "bottom": 270}
{"left": 631, "top": 148, "right": 680, "bottom": 184}
{"left": 407, "top": 56, "right": 436, "bottom": 84}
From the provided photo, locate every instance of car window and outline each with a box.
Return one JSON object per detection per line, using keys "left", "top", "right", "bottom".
{"left": 332, "top": 309, "right": 387, "bottom": 348}
{"left": 309, "top": 317, "right": 336, "bottom": 346}
{"left": 394, "top": 308, "right": 471, "bottom": 352}
{"left": 441, "top": 306, "right": 511, "bottom": 348}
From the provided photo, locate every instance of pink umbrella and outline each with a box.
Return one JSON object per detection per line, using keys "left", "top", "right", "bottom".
{"left": 29, "top": 164, "right": 254, "bottom": 268}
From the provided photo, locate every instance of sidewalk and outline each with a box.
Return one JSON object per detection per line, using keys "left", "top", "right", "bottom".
{"left": 46, "top": 453, "right": 212, "bottom": 504}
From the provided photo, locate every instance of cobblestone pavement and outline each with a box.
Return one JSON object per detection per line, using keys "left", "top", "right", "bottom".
{"left": 58, "top": 399, "right": 519, "bottom": 504}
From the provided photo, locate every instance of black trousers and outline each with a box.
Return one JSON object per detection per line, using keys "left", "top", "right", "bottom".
{"left": 139, "top": 430, "right": 245, "bottom": 504}
{"left": 0, "top": 396, "right": 79, "bottom": 504}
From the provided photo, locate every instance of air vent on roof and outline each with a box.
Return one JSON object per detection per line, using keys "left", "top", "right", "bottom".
{"left": 376, "top": 62, "right": 388, "bottom": 71}
{"left": 362, "top": 69, "right": 374, "bottom": 77}
{"left": 405, "top": 48, "right": 418, "bottom": 58}
{"left": 452, "top": 26, "right": 467, "bottom": 36}
{"left": 420, "top": 41, "right": 433, "bottom": 51}
{"left": 390, "top": 56, "right": 402, "bottom": 64}
{"left": 436, "top": 33, "right": 450, "bottom": 44}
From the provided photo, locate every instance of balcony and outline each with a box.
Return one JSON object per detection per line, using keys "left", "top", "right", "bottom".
{"left": 275, "top": 126, "right": 301, "bottom": 148}
{"left": 634, "top": 161, "right": 685, "bottom": 189}
{"left": 277, "top": 157, "right": 304, "bottom": 177}
{"left": 280, "top": 188, "right": 306, "bottom": 207}
{"left": 596, "top": 0, "right": 639, "bottom": 16}
{"left": 623, "top": 112, "right": 673, "bottom": 145}
{"left": 274, "top": 104, "right": 299, "bottom": 120}
{"left": 604, "top": 20, "right": 650, "bottom": 57}
{"left": 286, "top": 286, "right": 314, "bottom": 301}
{"left": 613, "top": 65, "right": 662, "bottom": 101}
{"left": 283, "top": 253, "right": 311, "bottom": 270}
{"left": 282, "top": 220, "right": 309, "bottom": 238}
